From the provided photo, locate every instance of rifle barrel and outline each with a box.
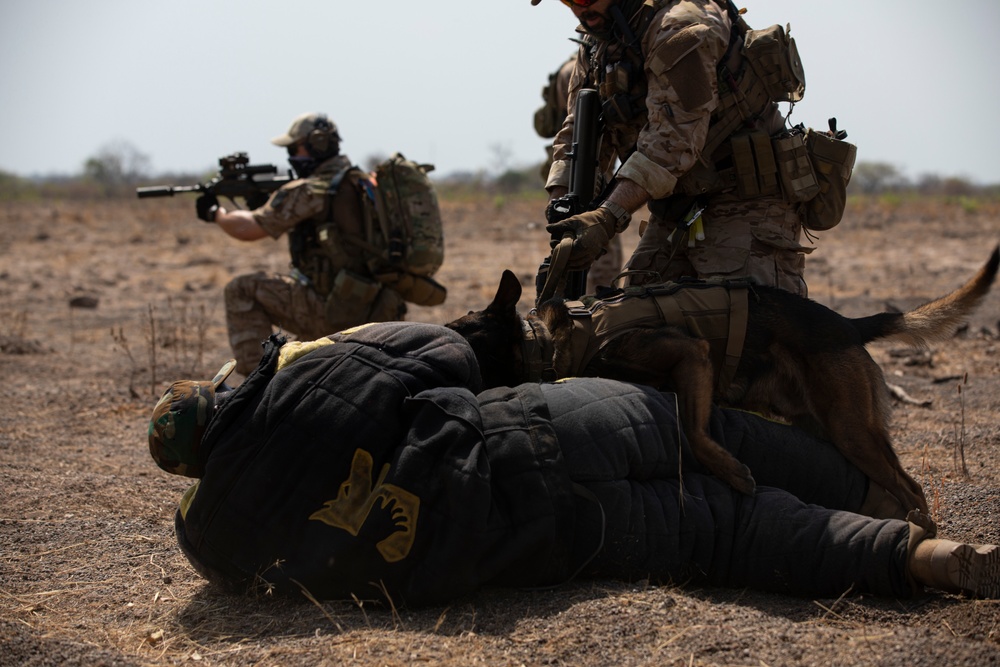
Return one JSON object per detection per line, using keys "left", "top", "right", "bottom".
{"left": 135, "top": 185, "right": 202, "bottom": 198}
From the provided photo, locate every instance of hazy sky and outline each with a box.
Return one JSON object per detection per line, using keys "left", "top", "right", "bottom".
{"left": 3, "top": 0, "right": 1000, "bottom": 183}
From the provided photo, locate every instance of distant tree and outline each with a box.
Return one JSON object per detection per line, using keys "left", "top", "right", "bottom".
{"left": 0, "top": 169, "right": 30, "bottom": 199}
{"left": 940, "top": 176, "right": 976, "bottom": 197}
{"left": 495, "top": 167, "right": 535, "bottom": 194}
{"left": 83, "top": 139, "right": 151, "bottom": 197}
{"left": 915, "top": 173, "right": 943, "bottom": 195}
{"left": 488, "top": 142, "right": 513, "bottom": 177}
{"left": 850, "top": 161, "right": 908, "bottom": 194}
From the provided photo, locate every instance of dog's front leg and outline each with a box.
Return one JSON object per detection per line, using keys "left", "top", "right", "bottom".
{"left": 600, "top": 331, "right": 757, "bottom": 496}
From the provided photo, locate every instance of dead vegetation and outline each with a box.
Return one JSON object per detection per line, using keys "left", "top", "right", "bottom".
{"left": 1, "top": 195, "right": 999, "bottom": 665}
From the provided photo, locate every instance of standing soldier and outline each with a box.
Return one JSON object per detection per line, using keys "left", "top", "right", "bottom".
{"left": 533, "top": 0, "right": 838, "bottom": 298}
{"left": 535, "top": 53, "right": 625, "bottom": 294}
{"left": 196, "top": 112, "right": 407, "bottom": 375}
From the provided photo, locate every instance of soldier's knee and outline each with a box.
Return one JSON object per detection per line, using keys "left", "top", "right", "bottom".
{"left": 224, "top": 274, "right": 262, "bottom": 313}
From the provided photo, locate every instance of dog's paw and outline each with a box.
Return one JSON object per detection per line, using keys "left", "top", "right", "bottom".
{"left": 727, "top": 464, "right": 756, "bottom": 496}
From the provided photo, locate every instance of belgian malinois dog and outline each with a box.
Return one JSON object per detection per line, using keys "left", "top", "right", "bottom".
{"left": 446, "top": 246, "right": 999, "bottom": 513}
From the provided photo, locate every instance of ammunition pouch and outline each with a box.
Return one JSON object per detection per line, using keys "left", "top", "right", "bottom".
{"left": 675, "top": 129, "right": 781, "bottom": 201}
{"left": 742, "top": 23, "right": 806, "bottom": 104}
{"left": 801, "top": 125, "right": 857, "bottom": 231}
{"left": 772, "top": 128, "right": 820, "bottom": 202}
{"left": 371, "top": 270, "right": 447, "bottom": 307}
{"left": 288, "top": 221, "right": 348, "bottom": 298}
{"left": 665, "top": 122, "right": 855, "bottom": 232}
{"left": 324, "top": 269, "right": 381, "bottom": 329}
{"left": 731, "top": 130, "right": 780, "bottom": 199}
{"left": 534, "top": 104, "right": 563, "bottom": 139}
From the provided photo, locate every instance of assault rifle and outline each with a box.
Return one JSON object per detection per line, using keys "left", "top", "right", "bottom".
{"left": 535, "top": 87, "right": 602, "bottom": 305}
{"left": 136, "top": 153, "right": 292, "bottom": 209}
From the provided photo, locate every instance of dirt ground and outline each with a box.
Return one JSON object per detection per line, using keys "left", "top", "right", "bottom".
{"left": 1, "top": 194, "right": 999, "bottom": 666}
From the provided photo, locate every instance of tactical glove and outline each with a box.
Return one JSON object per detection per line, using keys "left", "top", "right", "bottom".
{"left": 544, "top": 207, "right": 618, "bottom": 271}
{"left": 195, "top": 193, "right": 219, "bottom": 223}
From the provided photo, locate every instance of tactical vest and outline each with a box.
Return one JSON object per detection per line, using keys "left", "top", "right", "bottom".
{"left": 561, "top": 280, "right": 750, "bottom": 394}
{"left": 587, "top": 0, "right": 806, "bottom": 204}
{"left": 287, "top": 159, "right": 375, "bottom": 298}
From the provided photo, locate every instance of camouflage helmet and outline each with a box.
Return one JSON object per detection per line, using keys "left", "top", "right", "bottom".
{"left": 147, "top": 359, "right": 236, "bottom": 478}
{"left": 270, "top": 112, "right": 341, "bottom": 153}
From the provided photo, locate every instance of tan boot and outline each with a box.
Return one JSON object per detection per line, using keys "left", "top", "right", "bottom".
{"left": 857, "top": 480, "right": 909, "bottom": 520}
{"left": 909, "top": 538, "right": 1000, "bottom": 598}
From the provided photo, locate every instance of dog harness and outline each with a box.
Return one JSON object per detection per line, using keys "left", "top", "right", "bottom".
{"left": 521, "top": 317, "right": 558, "bottom": 383}
{"left": 561, "top": 280, "right": 751, "bottom": 394}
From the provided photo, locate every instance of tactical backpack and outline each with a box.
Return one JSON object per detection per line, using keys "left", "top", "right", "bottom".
{"left": 372, "top": 154, "right": 445, "bottom": 277}
{"left": 534, "top": 59, "right": 573, "bottom": 139}
{"left": 314, "top": 153, "right": 446, "bottom": 307}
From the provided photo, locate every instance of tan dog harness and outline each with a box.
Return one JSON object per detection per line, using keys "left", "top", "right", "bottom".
{"left": 560, "top": 281, "right": 751, "bottom": 394}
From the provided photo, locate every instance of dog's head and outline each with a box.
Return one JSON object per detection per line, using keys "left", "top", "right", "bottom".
{"left": 446, "top": 270, "right": 528, "bottom": 389}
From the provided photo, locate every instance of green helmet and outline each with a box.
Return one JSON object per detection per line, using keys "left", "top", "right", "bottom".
{"left": 147, "top": 359, "right": 236, "bottom": 478}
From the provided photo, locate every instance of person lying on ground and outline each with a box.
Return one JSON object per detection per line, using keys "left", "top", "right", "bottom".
{"left": 148, "top": 321, "right": 999, "bottom": 607}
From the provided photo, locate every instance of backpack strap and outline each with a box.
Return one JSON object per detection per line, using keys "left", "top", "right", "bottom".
{"left": 321, "top": 163, "right": 356, "bottom": 224}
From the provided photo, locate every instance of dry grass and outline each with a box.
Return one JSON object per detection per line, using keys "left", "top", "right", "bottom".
{"left": 1, "top": 195, "right": 999, "bottom": 665}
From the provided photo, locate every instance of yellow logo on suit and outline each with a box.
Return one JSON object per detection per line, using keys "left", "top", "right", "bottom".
{"left": 309, "top": 449, "right": 419, "bottom": 562}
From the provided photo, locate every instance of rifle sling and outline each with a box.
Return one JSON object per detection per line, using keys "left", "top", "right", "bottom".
{"left": 537, "top": 237, "right": 575, "bottom": 305}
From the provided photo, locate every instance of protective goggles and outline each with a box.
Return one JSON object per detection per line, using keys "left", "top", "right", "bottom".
{"left": 559, "top": 0, "right": 601, "bottom": 7}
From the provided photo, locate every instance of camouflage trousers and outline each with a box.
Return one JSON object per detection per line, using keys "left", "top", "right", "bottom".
{"left": 623, "top": 194, "right": 812, "bottom": 296}
{"left": 224, "top": 271, "right": 406, "bottom": 375}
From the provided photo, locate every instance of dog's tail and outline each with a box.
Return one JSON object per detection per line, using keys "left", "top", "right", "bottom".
{"left": 854, "top": 245, "right": 999, "bottom": 347}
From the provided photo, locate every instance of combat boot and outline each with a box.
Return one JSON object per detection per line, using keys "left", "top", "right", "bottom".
{"left": 909, "top": 539, "right": 1000, "bottom": 598}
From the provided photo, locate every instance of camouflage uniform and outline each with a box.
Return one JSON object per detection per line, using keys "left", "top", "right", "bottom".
{"left": 225, "top": 154, "right": 405, "bottom": 374}
{"left": 547, "top": 0, "right": 811, "bottom": 296}
{"left": 536, "top": 54, "right": 625, "bottom": 293}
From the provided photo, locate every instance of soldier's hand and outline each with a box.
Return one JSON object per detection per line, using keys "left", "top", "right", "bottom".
{"left": 544, "top": 207, "right": 617, "bottom": 270}
{"left": 195, "top": 193, "right": 219, "bottom": 223}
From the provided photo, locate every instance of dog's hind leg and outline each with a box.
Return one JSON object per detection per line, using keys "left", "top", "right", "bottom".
{"left": 802, "top": 350, "right": 930, "bottom": 515}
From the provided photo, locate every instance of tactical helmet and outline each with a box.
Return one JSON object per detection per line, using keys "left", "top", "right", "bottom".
{"left": 147, "top": 359, "right": 236, "bottom": 478}
{"left": 271, "top": 112, "right": 341, "bottom": 157}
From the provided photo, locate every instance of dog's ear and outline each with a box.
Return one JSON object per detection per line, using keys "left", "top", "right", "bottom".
{"left": 486, "top": 270, "right": 522, "bottom": 317}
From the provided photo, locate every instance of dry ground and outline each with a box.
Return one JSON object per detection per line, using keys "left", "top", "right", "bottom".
{"left": 1, "top": 194, "right": 999, "bottom": 666}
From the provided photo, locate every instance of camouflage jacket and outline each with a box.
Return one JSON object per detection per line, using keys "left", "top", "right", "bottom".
{"left": 547, "top": 0, "right": 783, "bottom": 200}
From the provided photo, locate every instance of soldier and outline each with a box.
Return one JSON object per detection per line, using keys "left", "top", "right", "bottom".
{"left": 533, "top": 0, "right": 816, "bottom": 297}
{"left": 535, "top": 53, "right": 625, "bottom": 294}
{"left": 196, "top": 112, "right": 406, "bottom": 375}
